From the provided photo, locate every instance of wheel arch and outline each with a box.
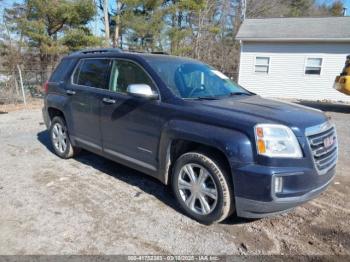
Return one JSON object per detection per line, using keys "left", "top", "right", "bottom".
{"left": 48, "top": 107, "right": 66, "bottom": 122}
{"left": 158, "top": 120, "right": 254, "bottom": 185}
{"left": 165, "top": 139, "right": 232, "bottom": 186}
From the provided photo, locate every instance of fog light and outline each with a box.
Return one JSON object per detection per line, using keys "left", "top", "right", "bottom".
{"left": 274, "top": 176, "right": 283, "bottom": 193}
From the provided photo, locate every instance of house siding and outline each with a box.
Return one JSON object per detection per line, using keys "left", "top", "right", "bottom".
{"left": 238, "top": 42, "right": 350, "bottom": 102}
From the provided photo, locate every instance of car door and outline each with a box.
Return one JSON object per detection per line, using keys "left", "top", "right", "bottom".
{"left": 100, "top": 59, "right": 163, "bottom": 171}
{"left": 65, "top": 58, "right": 111, "bottom": 152}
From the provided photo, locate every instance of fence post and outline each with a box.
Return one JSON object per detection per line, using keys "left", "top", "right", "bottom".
{"left": 12, "top": 72, "right": 20, "bottom": 96}
{"left": 16, "top": 65, "right": 27, "bottom": 108}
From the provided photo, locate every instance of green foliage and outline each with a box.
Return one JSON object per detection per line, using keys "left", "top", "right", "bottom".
{"left": 162, "top": 0, "right": 207, "bottom": 53}
{"left": 177, "top": 0, "right": 205, "bottom": 11}
{"left": 4, "top": 0, "right": 101, "bottom": 71}
{"left": 1, "top": 0, "right": 347, "bottom": 78}
{"left": 62, "top": 27, "right": 103, "bottom": 51}
{"left": 23, "top": 0, "right": 98, "bottom": 51}
{"left": 121, "top": 0, "right": 164, "bottom": 50}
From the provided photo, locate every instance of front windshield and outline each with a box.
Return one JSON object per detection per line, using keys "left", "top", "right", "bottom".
{"left": 146, "top": 56, "right": 251, "bottom": 99}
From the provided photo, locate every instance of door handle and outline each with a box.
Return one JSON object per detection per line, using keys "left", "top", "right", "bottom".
{"left": 102, "top": 97, "right": 116, "bottom": 104}
{"left": 66, "top": 90, "right": 76, "bottom": 95}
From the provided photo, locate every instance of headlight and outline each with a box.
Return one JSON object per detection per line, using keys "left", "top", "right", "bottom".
{"left": 254, "top": 124, "right": 302, "bottom": 158}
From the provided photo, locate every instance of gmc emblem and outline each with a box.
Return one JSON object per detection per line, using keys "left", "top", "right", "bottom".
{"left": 324, "top": 136, "right": 334, "bottom": 149}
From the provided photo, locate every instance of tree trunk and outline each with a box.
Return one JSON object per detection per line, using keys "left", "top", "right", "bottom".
{"left": 39, "top": 52, "right": 49, "bottom": 84}
{"left": 112, "top": 22, "right": 119, "bottom": 48}
{"left": 112, "top": 1, "right": 121, "bottom": 48}
{"left": 103, "top": 0, "right": 110, "bottom": 47}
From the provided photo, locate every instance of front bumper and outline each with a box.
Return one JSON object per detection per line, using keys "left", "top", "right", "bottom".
{"left": 233, "top": 164, "right": 336, "bottom": 218}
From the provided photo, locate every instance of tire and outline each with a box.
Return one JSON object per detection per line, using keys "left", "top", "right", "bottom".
{"left": 171, "top": 151, "right": 234, "bottom": 224}
{"left": 49, "top": 116, "right": 80, "bottom": 159}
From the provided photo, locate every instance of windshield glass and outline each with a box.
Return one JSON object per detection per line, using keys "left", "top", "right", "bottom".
{"left": 145, "top": 56, "right": 250, "bottom": 99}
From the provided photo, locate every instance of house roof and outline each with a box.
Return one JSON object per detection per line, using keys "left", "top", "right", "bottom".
{"left": 236, "top": 17, "right": 350, "bottom": 42}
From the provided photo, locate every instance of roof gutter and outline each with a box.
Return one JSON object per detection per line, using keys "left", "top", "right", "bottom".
{"left": 236, "top": 37, "right": 350, "bottom": 43}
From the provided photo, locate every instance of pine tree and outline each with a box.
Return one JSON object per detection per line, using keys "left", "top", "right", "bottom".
{"left": 5, "top": 0, "right": 102, "bottom": 75}
{"left": 122, "top": 0, "right": 164, "bottom": 51}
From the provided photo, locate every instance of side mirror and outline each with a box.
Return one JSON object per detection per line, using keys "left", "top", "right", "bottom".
{"left": 127, "top": 84, "right": 159, "bottom": 100}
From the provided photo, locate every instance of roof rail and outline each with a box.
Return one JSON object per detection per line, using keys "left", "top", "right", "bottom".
{"left": 69, "top": 48, "right": 123, "bottom": 56}
{"left": 127, "top": 49, "right": 169, "bottom": 55}
{"left": 151, "top": 51, "right": 169, "bottom": 55}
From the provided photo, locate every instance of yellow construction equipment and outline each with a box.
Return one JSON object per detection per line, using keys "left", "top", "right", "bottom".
{"left": 334, "top": 55, "right": 350, "bottom": 95}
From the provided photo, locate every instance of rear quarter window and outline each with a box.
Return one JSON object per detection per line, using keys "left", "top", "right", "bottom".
{"left": 50, "top": 58, "right": 75, "bottom": 82}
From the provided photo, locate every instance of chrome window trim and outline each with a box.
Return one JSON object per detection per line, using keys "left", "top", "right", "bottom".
{"left": 71, "top": 58, "right": 111, "bottom": 89}
{"left": 70, "top": 57, "right": 161, "bottom": 101}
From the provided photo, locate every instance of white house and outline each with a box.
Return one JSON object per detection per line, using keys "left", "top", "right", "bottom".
{"left": 236, "top": 17, "right": 350, "bottom": 102}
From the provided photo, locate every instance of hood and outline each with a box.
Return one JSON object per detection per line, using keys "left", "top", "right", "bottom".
{"left": 193, "top": 95, "right": 328, "bottom": 136}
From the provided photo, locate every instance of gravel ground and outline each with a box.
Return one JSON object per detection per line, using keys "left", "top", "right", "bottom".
{"left": 0, "top": 104, "right": 349, "bottom": 255}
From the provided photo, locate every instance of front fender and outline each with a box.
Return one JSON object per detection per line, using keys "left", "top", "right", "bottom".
{"left": 158, "top": 120, "right": 254, "bottom": 184}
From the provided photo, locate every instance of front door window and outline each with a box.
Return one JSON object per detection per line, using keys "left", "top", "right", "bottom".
{"left": 109, "top": 60, "right": 155, "bottom": 94}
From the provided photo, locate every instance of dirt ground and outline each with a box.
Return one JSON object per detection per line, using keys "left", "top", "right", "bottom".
{"left": 0, "top": 101, "right": 349, "bottom": 255}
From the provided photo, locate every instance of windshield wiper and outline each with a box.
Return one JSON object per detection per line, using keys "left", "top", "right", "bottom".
{"left": 229, "top": 92, "right": 251, "bottom": 96}
{"left": 194, "top": 96, "right": 219, "bottom": 100}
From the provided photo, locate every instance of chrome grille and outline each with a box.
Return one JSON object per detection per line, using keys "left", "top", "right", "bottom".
{"left": 306, "top": 122, "right": 338, "bottom": 175}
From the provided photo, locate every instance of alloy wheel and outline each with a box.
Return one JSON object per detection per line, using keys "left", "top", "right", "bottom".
{"left": 52, "top": 122, "right": 68, "bottom": 154}
{"left": 177, "top": 163, "right": 218, "bottom": 215}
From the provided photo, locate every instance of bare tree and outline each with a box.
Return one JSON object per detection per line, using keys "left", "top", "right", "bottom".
{"left": 246, "top": 0, "right": 288, "bottom": 18}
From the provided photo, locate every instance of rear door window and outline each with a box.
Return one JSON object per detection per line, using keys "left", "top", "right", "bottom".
{"left": 73, "top": 59, "right": 111, "bottom": 89}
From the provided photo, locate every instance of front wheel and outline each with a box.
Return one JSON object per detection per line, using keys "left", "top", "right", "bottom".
{"left": 172, "top": 151, "right": 234, "bottom": 224}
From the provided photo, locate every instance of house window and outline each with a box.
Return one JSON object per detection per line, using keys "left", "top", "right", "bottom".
{"left": 255, "top": 57, "right": 270, "bottom": 74}
{"left": 305, "top": 58, "right": 322, "bottom": 75}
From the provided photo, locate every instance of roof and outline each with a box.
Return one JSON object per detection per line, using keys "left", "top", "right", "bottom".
{"left": 68, "top": 48, "right": 170, "bottom": 57}
{"left": 66, "top": 48, "right": 198, "bottom": 64}
{"left": 236, "top": 17, "right": 350, "bottom": 42}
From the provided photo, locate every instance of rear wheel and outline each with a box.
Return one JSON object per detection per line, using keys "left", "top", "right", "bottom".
{"left": 49, "top": 116, "right": 80, "bottom": 158}
{"left": 172, "top": 151, "right": 234, "bottom": 224}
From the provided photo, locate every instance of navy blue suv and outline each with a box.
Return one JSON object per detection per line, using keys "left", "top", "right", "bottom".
{"left": 42, "top": 48, "right": 338, "bottom": 224}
